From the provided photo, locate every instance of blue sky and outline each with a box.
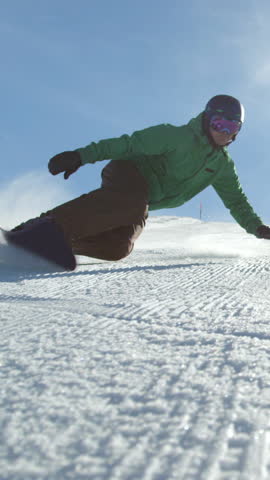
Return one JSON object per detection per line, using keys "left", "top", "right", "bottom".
{"left": 1, "top": 0, "right": 270, "bottom": 225}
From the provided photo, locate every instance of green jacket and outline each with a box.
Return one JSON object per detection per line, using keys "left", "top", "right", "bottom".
{"left": 77, "top": 113, "right": 263, "bottom": 235}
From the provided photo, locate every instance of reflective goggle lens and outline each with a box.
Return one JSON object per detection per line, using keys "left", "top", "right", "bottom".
{"left": 210, "top": 115, "right": 241, "bottom": 135}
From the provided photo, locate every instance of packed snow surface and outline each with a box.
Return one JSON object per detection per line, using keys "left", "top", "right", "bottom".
{"left": 1, "top": 216, "right": 270, "bottom": 480}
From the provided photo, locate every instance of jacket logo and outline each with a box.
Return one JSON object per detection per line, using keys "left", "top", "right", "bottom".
{"left": 205, "top": 168, "right": 215, "bottom": 173}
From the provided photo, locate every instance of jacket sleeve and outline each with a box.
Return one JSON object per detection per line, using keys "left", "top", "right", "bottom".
{"left": 76, "top": 124, "right": 182, "bottom": 165}
{"left": 212, "top": 160, "right": 263, "bottom": 235}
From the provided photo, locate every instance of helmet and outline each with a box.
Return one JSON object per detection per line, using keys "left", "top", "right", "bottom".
{"left": 205, "top": 94, "right": 245, "bottom": 124}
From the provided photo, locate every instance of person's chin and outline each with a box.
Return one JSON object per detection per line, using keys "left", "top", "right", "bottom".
{"left": 217, "top": 138, "right": 232, "bottom": 146}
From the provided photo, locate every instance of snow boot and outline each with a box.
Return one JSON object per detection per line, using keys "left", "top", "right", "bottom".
{"left": 5, "top": 217, "right": 76, "bottom": 271}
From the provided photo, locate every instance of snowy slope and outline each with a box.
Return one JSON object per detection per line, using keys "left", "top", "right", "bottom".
{"left": 1, "top": 217, "right": 270, "bottom": 480}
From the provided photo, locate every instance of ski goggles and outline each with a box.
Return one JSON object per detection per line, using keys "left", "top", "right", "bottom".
{"left": 209, "top": 115, "right": 241, "bottom": 135}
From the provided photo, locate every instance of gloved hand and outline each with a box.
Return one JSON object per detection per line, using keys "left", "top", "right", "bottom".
{"left": 256, "top": 225, "right": 270, "bottom": 239}
{"left": 48, "top": 151, "right": 82, "bottom": 179}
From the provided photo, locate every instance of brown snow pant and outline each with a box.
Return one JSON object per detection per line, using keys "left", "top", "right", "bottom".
{"left": 44, "top": 160, "right": 149, "bottom": 260}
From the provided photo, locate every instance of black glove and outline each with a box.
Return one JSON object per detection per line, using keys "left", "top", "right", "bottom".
{"left": 48, "top": 151, "right": 82, "bottom": 179}
{"left": 256, "top": 225, "right": 270, "bottom": 239}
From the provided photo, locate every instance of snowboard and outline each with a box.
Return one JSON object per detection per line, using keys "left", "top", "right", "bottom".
{"left": 0, "top": 227, "right": 76, "bottom": 272}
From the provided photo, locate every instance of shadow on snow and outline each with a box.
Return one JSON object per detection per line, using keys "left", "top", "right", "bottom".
{"left": 0, "top": 261, "right": 213, "bottom": 283}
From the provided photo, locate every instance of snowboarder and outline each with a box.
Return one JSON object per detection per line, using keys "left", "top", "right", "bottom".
{"left": 6, "top": 94, "right": 270, "bottom": 270}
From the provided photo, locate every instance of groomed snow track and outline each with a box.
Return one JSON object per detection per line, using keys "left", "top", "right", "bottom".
{"left": 1, "top": 217, "right": 270, "bottom": 480}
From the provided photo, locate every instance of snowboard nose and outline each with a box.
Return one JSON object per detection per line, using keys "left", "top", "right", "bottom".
{"left": 4, "top": 217, "right": 76, "bottom": 271}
